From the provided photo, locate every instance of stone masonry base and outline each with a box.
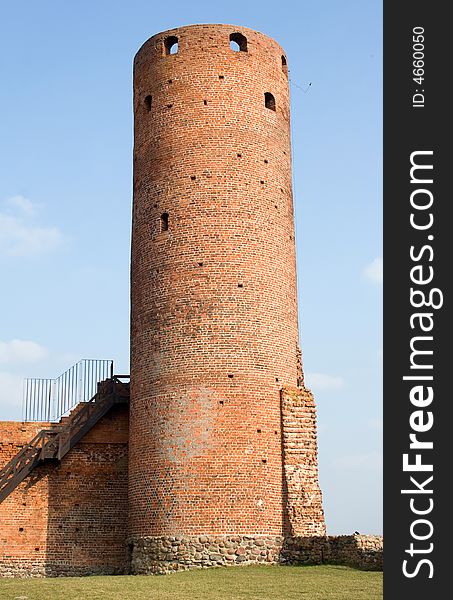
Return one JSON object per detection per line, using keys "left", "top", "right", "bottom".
{"left": 129, "top": 534, "right": 383, "bottom": 575}
{"left": 129, "top": 535, "right": 284, "bottom": 574}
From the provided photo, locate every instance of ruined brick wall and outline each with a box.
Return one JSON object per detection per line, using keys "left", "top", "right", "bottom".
{"left": 281, "top": 387, "right": 325, "bottom": 537}
{"left": 0, "top": 405, "right": 129, "bottom": 577}
{"left": 130, "top": 23, "right": 306, "bottom": 551}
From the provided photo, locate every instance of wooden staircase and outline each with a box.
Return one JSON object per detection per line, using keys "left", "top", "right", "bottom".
{"left": 0, "top": 376, "right": 129, "bottom": 504}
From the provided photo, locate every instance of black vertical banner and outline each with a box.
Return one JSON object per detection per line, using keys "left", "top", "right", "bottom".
{"left": 384, "top": 1, "right": 449, "bottom": 598}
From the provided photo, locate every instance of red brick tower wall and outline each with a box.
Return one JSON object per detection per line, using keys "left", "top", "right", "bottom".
{"left": 129, "top": 24, "right": 324, "bottom": 573}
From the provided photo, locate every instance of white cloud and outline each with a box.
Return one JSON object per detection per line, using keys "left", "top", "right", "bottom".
{"left": 363, "top": 257, "right": 383, "bottom": 285}
{"left": 0, "top": 371, "right": 23, "bottom": 416}
{"left": 6, "top": 194, "right": 36, "bottom": 217}
{"left": 0, "top": 196, "right": 64, "bottom": 258}
{"left": 305, "top": 372, "right": 344, "bottom": 391}
{"left": 0, "top": 339, "right": 48, "bottom": 364}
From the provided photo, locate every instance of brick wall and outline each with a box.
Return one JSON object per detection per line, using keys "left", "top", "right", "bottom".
{"left": 0, "top": 405, "right": 129, "bottom": 576}
{"left": 281, "top": 387, "right": 326, "bottom": 537}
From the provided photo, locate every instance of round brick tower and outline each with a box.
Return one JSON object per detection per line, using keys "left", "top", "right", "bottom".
{"left": 129, "top": 24, "right": 325, "bottom": 573}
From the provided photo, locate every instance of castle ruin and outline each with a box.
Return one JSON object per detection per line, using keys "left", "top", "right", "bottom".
{"left": 0, "top": 25, "right": 380, "bottom": 577}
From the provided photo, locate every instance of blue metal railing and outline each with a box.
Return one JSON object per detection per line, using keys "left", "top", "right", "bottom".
{"left": 22, "top": 359, "right": 113, "bottom": 422}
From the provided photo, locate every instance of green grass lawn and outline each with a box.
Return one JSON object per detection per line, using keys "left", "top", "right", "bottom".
{"left": 0, "top": 565, "right": 382, "bottom": 600}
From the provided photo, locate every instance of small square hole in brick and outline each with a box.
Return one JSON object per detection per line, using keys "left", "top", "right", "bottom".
{"left": 168, "top": 79, "right": 173, "bottom": 83}
{"left": 238, "top": 283, "right": 243, "bottom": 288}
{"left": 219, "top": 400, "right": 224, "bottom": 405}
{"left": 264, "top": 159, "right": 268, "bottom": 164}
{"left": 275, "top": 378, "right": 279, "bottom": 382}
{"left": 198, "top": 262, "right": 203, "bottom": 267}
{"left": 237, "top": 153, "right": 242, "bottom": 158}
{"left": 219, "top": 75, "right": 225, "bottom": 80}
{"left": 167, "top": 103, "right": 173, "bottom": 109}
{"left": 19, "top": 527, "right": 24, "bottom": 532}
{"left": 204, "top": 100, "right": 208, "bottom": 105}
{"left": 191, "top": 175, "right": 196, "bottom": 181}
{"left": 228, "top": 374, "right": 234, "bottom": 379}
{"left": 257, "top": 429, "right": 262, "bottom": 433}
{"left": 262, "top": 459, "right": 267, "bottom": 464}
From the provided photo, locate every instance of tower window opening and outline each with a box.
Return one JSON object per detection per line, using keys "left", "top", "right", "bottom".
{"left": 229, "top": 32, "right": 247, "bottom": 52}
{"left": 164, "top": 36, "right": 178, "bottom": 55}
{"left": 264, "top": 92, "right": 276, "bottom": 111}
{"left": 144, "top": 95, "right": 152, "bottom": 112}
{"left": 160, "top": 213, "right": 169, "bottom": 232}
{"left": 281, "top": 55, "right": 288, "bottom": 72}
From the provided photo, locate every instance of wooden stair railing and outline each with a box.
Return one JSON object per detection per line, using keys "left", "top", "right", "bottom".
{"left": 0, "top": 376, "right": 129, "bottom": 504}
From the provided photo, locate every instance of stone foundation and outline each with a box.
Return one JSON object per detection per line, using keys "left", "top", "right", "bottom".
{"left": 129, "top": 535, "right": 285, "bottom": 574}
{"left": 129, "top": 534, "right": 383, "bottom": 574}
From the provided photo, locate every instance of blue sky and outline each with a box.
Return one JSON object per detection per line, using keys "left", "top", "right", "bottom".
{"left": 0, "top": 1, "right": 382, "bottom": 535}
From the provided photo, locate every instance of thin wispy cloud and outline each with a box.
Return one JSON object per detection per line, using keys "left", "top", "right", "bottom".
{"left": 363, "top": 257, "right": 383, "bottom": 285}
{"left": 6, "top": 194, "right": 37, "bottom": 217}
{"left": 0, "top": 196, "right": 64, "bottom": 258}
{"left": 306, "top": 372, "right": 344, "bottom": 391}
{"left": 0, "top": 339, "right": 49, "bottom": 417}
{"left": 0, "top": 371, "right": 23, "bottom": 415}
{"left": 0, "top": 339, "right": 48, "bottom": 364}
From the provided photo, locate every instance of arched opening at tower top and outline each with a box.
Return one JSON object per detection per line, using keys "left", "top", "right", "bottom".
{"left": 144, "top": 95, "right": 152, "bottom": 112}
{"left": 229, "top": 32, "right": 247, "bottom": 52}
{"left": 281, "top": 55, "right": 288, "bottom": 73}
{"left": 264, "top": 92, "right": 276, "bottom": 111}
{"left": 164, "top": 36, "right": 178, "bottom": 55}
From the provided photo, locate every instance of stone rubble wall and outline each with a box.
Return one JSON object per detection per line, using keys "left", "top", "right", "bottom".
{"left": 130, "top": 534, "right": 284, "bottom": 574}
{"left": 130, "top": 534, "right": 383, "bottom": 574}
{"left": 282, "top": 535, "right": 383, "bottom": 571}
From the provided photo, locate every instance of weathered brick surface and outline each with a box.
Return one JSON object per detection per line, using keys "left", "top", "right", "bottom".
{"left": 0, "top": 405, "right": 129, "bottom": 576}
{"left": 130, "top": 23, "right": 313, "bottom": 549}
{"left": 281, "top": 387, "right": 326, "bottom": 536}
